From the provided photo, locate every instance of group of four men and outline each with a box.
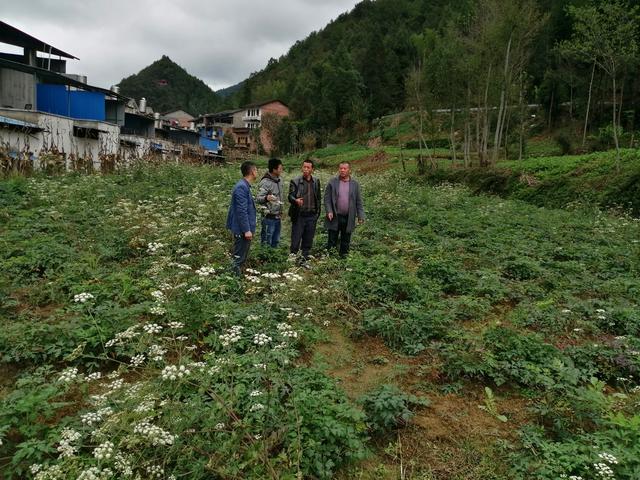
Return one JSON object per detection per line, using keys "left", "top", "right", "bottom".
{"left": 226, "top": 158, "right": 365, "bottom": 275}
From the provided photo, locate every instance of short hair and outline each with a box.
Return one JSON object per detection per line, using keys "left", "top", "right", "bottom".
{"left": 302, "top": 158, "right": 315, "bottom": 168}
{"left": 339, "top": 161, "right": 351, "bottom": 167}
{"left": 241, "top": 161, "right": 256, "bottom": 177}
{"left": 268, "top": 158, "right": 282, "bottom": 173}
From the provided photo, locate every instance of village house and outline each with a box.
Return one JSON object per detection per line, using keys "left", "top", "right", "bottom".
{"left": 197, "top": 99, "right": 290, "bottom": 154}
{"left": 162, "top": 109, "right": 195, "bottom": 129}
{"left": 0, "top": 21, "right": 222, "bottom": 172}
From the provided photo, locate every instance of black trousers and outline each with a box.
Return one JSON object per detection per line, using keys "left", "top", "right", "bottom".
{"left": 327, "top": 214, "right": 351, "bottom": 257}
{"left": 290, "top": 213, "right": 317, "bottom": 259}
{"left": 231, "top": 234, "right": 252, "bottom": 276}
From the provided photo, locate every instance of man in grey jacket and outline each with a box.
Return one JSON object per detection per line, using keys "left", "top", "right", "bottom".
{"left": 256, "top": 158, "right": 284, "bottom": 247}
{"left": 324, "top": 161, "right": 365, "bottom": 257}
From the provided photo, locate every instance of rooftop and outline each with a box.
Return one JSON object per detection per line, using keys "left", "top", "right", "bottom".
{"left": 0, "top": 21, "right": 78, "bottom": 59}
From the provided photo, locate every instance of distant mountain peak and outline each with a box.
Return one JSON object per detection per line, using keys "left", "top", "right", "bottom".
{"left": 118, "top": 56, "right": 221, "bottom": 116}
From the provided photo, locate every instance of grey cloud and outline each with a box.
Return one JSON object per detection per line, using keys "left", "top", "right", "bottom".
{"left": 2, "top": 0, "right": 359, "bottom": 89}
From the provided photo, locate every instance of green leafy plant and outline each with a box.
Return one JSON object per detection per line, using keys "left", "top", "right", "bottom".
{"left": 359, "top": 384, "right": 429, "bottom": 434}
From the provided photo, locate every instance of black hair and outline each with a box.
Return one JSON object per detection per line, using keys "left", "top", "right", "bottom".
{"left": 268, "top": 158, "right": 283, "bottom": 173}
{"left": 302, "top": 158, "right": 315, "bottom": 168}
{"left": 241, "top": 161, "right": 256, "bottom": 177}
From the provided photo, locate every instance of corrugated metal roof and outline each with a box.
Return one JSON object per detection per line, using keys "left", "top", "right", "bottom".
{"left": 0, "top": 21, "right": 78, "bottom": 59}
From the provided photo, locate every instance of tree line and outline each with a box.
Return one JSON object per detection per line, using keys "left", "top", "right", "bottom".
{"left": 222, "top": 0, "right": 640, "bottom": 164}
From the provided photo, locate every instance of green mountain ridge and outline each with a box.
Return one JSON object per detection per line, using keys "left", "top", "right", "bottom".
{"left": 117, "top": 55, "right": 221, "bottom": 116}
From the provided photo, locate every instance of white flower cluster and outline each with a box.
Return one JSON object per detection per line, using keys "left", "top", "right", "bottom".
{"left": 254, "top": 363, "right": 267, "bottom": 370}
{"left": 81, "top": 407, "right": 113, "bottom": 426}
{"left": 73, "top": 292, "right": 95, "bottom": 303}
{"left": 250, "top": 403, "right": 265, "bottom": 412}
{"left": 129, "top": 354, "right": 145, "bottom": 367}
{"left": 93, "top": 440, "right": 115, "bottom": 460}
{"left": 143, "top": 323, "right": 163, "bottom": 334}
{"left": 246, "top": 268, "right": 261, "bottom": 275}
{"left": 58, "top": 367, "right": 79, "bottom": 383}
{"left": 167, "top": 321, "right": 185, "bottom": 329}
{"left": 114, "top": 453, "right": 133, "bottom": 477}
{"left": 195, "top": 266, "right": 216, "bottom": 277}
{"left": 149, "top": 344, "right": 167, "bottom": 361}
{"left": 283, "top": 272, "right": 303, "bottom": 282}
{"left": 246, "top": 314, "right": 260, "bottom": 321}
{"left": 186, "top": 285, "right": 201, "bottom": 293}
{"left": 169, "top": 262, "right": 192, "bottom": 270}
{"left": 107, "top": 378, "right": 124, "bottom": 392}
{"left": 161, "top": 364, "right": 191, "bottom": 380}
{"left": 150, "top": 290, "right": 166, "bottom": 302}
{"left": 214, "top": 422, "right": 225, "bottom": 430}
{"left": 133, "top": 420, "right": 176, "bottom": 446}
{"left": 146, "top": 464, "right": 164, "bottom": 478}
{"left": 250, "top": 390, "right": 263, "bottom": 397}
{"left": 560, "top": 476, "right": 584, "bottom": 480}
{"left": 134, "top": 400, "right": 155, "bottom": 413}
{"left": 262, "top": 272, "right": 282, "bottom": 279}
{"left": 253, "top": 333, "right": 272, "bottom": 346}
{"left": 149, "top": 305, "right": 166, "bottom": 315}
{"left": 147, "top": 242, "right": 164, "bottom": 254}
{"left": 277, "top": 322, "right": 299, "bottom": 339}
{"left": 77, "top": 467, "right": 114, "bottom": 480}
{"left": 105, "top": 325, "right": 139, "bottom": 347}
{"left": 593, "top": 462, "right": 615, "bottom": 479}
{"left": 220, "top": 325, "right": 244, "bottom": 346}
{"left": 598, "top": 452, "right": 619, "bottom": 464}
{"left": 189, "top": 361, "right": 207, "bottom": 372}
{"left": 32, "top": 464, "right": 64, "bottom": 480}
{"left": 86, "top": 371, "right": 102, "bottom": 381}
{"left": 246, "top": 275, "right": 261, "bottom": 284}
{"left": 286, "top": 311, "right": 301, "bottom": 320}
{"left": 57, "top": 428, "right": 81, "bottom": 458}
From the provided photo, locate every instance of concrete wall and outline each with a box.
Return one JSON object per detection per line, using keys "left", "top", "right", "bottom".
{"left": 0, "top": 69, "right": 35, "bottom": 109}
{"left": 0, "top": 108, "right": 119, "bottom": 171}
{"left": 232, "top": 110, "right": 244, "bottom": 128}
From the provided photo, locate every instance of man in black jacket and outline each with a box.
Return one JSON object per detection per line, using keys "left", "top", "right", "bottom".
{"left": 288, "top": 159, "right": 321, "bottom": 266}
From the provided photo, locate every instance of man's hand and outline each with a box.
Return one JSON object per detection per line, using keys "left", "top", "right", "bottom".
{"left": 295, "top": 198, "right": 304, "bottom": 207}
{"left": 267, "top": 194, "right": 276, "bottom": 202}
{"left": 244, "top": 231, "right": 253, "bottom": 240}
{"left": 327, "top": 212, "right": 334, "bottom": 221}
{"left": 357, "top": 218, "right": 365, "bottom": 225}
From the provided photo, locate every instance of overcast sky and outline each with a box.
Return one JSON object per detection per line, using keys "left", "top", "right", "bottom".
{"left": 2, "top": 0, "right": 361, "bottom": 91}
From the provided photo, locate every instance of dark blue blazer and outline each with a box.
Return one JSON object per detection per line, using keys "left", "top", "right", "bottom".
{"left": 226, "top": 179, "right": 257, "bottom": 235}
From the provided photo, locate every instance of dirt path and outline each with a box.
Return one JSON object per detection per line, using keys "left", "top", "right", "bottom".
{"left": 313, "top": 324, "right": 528, "bottom": 479}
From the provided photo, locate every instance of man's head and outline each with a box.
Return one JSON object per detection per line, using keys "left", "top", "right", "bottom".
{"left": 241, "top": 161, "right": 258, "bottom": 182}
{"left": 338, "top": 162, "right": 351, "bottom": 180}
{"left": 268, "top": 158, "right": 284, "bottom": 176}
{"left": 302, "top": 159, "right": 315, "bottom": 179}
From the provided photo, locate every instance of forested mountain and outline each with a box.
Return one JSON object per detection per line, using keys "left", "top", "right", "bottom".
{"left": 227, "top": 0, "right": 640, "bottom": 159}
{"left": 118, "top": 56, "right": 221, "bottom": 115}
{"left": 216, "top": 81, "right": 243, "bottom": 98}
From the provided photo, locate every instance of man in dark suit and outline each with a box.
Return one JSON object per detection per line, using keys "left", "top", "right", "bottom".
{"left": 226, "top": 161, "right": 258, "bottom": 275}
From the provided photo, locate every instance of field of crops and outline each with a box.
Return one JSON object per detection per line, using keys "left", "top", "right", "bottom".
{"left": 1, "top": 160, "right": 639, "bottom": 479}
